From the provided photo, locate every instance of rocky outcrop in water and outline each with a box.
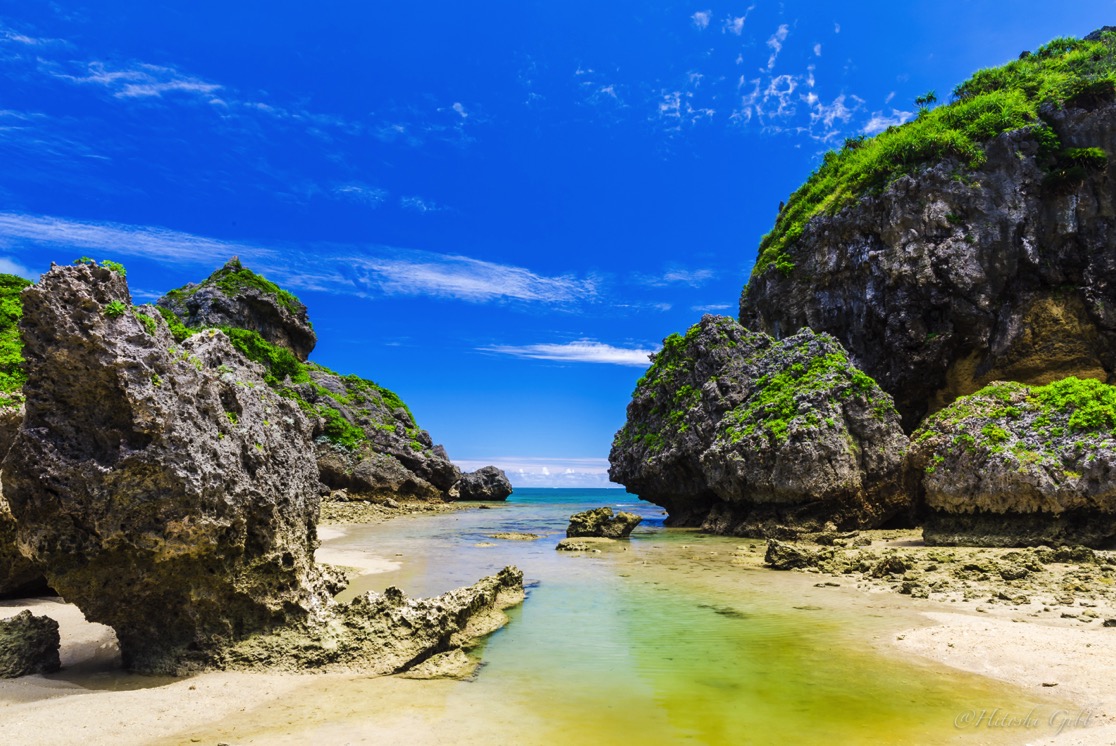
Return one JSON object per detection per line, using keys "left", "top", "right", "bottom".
{"left": 909, "top": 377, "right": 1116, "bottom": 547}
{"left": 609, "top": 316, "right": 911, "bottom": 536}
{"left": 566, "top": 507, "right": 642, "bottom": 538}
{"left": 451, "top": 466, "right": 513, "bottom": 501}
{"left": 0, "top": 611, "right": 60, "bottom": 677}
{"left": 158, "top": 257, "right": 316, "bottom": 361}
{"left": 741, "top": 91, "right": 1116, "bottom": 432}
{"left": 3, "top": 262, "right": 333, "bottom": 672}
{"left": 220, "top": 566, "right": 524, "bottom": 676}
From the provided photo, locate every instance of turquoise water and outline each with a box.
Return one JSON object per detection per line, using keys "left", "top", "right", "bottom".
{"left": 325, "top": 488, "right": 1057, "bottom": 744}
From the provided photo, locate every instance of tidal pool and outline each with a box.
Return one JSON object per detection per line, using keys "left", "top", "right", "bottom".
{"left": 318, "top": 488, "right": 1062, "bottom": 744}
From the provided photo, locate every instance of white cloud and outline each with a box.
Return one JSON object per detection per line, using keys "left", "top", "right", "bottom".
{"left": 766, "top": 24, "right": 789, "bottom": 70}
{"left": 691, "top": 10, "right": 712, "bottom": 29}
{"left": 0, "top": 256, "right": 36, "bottom": 280}
{"left": 813, "top": 43, "right": 822, "bottom": 56}
{"left": 692, "top": 303, "right": 732, "bottom": 313}
{"left": 863, "top": 108, "right": 914, "bottom": 135}
{"left": 451, "top": 102, "right": 468, "bottom": 118}
{"left": 834, "top": 22, "right": 841, "bottom": 34}
{"left": 724, "top": 16, "right": 746, "bottom": 35}
{"left": 46, "top": 60, "right": 222, "bottom": 100}
{"left": 885, "top": 91, "right": 896, "bottom": 104}
{"left": 479, "top": 339, "right": 657, "bottom": 367}
{"left": 0, "top": 212, "right": 596, "bottom": 306}
{"left": 350, "top": 253, "right": 594, "bottom": 303}
{"left": 399, "top": 196, "right": 445, "bottom": 213}
{"left": 453, "top": 457, "right": 620, "bottom": 488}
{"left": 333, "top": 184, "right": 388, "bottom": 206}
{"left": 638, "top": 267, "right": 715, "bottom": 287}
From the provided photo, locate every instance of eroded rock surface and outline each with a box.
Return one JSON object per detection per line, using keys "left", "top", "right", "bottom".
{"left": 566, "top": 507, "right": 642, "bottom": 538}
{"left": 220, "top": 566, "right": 524, "bottom": 676}
{"left": 3, "top": 263, "right": 332, "bottom": 672}
{"left": 910, "top": 377, "right": 1116, "bottom": 547}
{"left": 741, "top": 100, "right": 1116, "bottom": 431}
{"left": 0, "top": 610, "right": 60, "bottom": 677}
{"left": 609, "top": 315, "right": 911, "bottom": 536}
{"left": 158, "top": 256, "right": 316, "bottom": 361}
{"left": 451, "top": 466, "right": 513, "bottom": 501}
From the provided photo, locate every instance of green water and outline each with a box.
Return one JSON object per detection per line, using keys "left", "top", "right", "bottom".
{"left": 327, "top": 489, "right": 1058, "bottom": 744}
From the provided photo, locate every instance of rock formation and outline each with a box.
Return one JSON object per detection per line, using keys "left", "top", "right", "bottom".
{"left": 0, "top": 611, "right": 60, "bottom": 677}
{"left": 451, "top": 465, "right": 513, "bottom": 501}
{"left": 566, "top": 507, "right": 642, "bottom": 538}
{"left": 158, "top": 257, "right": 316, "bottom": 361}
{"left": 740, "top": 33, "right": 1116, "bottom": 430}
{"left": 157, "top": 262, "right": 492, "bottom": 505}
{"left": 3, "top": 262, "right": 333, "bottom": 672}
{"left": 219, "top": 566, "right": 524, "bottom": 676}
{"left": 609, "top": 315, "right": 911, "bottom": 536}
{"left": 909, "top": 377, "right": 1116, "bottom": 547}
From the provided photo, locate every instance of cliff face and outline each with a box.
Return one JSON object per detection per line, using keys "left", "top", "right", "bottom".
{"left": 742, "top": 105, "right": 1116, "bottom": 430}
{"left": 608, "top": 316, "right": 911, "bottom": 535}
{"left": 909, "top": 377, "right": 1116, "bottom": 547}
{"left": 740, "top": 33, "right": 1116, "bottom": 431}
{"left": 3, "top": 263, "right": 332, "bottom": 672}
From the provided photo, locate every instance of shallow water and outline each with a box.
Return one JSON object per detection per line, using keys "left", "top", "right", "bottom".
{"left": 322, "top": 489, "right": 1061, "bottom": 744}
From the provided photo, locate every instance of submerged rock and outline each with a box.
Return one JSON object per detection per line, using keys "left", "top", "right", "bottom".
{"left": 910, "top": 377, "right": 1116, "bottom": 547}
{"left": 566, "top": 507, "right": 642, "bottom": 539}
{"left": 451, "top": 466, "right": 513, "bottom": 501}
{"left": 609, "top": 316, "right": 912, "bottom": 536}
{"left": 158, "top": 256, "right": 316, "bottom": 361}
{"left": 740, "top": 45, "right": 1116, "bottom": 430}
{"left": 219, "top": 566, "right": 525, "bottom": 676}
{"left": 3, "top": 263, "right": 332, "bottom": 672}
{"left": 0, "top": 610, "right": 60, "bottom": 677}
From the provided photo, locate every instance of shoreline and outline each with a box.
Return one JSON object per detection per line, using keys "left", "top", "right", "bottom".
{"left": 2, "top": 512, "right": 1113, "bottom": 743}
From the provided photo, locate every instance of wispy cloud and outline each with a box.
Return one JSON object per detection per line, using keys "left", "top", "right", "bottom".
{"left": 863, "top": 108, "right": 914, "bottom": 135}
{"left": 636, "top": 267, "right": 715, "bottom": 288}
{"left": 44, "top": 60, "right": 222, "bottom": 100}
{"left": 766, "top": 24, "right": 789, "bottom": 70}
{"left": 480, "top": 339, "right": 656, "bottom": 366}
{"left": 0, "top": 255, "right": 36, "bottom": 280}
{"left": 0, "top": 211, "right": 595, "bottom": 306}
{"left": 399, "top": 195, "right": 446, "bottom": 213}
{"left": 333, "top": 183, "right": 389, "bottom": 206}
{"left": 692, "top": 303, "right": 732, "bottom": 313}
{"left": 691, "top": 10, "right": 712, "bottom": 29}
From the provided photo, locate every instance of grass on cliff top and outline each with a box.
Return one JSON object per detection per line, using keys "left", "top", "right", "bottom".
{"left": 0, "top": 274, "right": 32, "bottom": 406}
{"left": 164, "top": 257, "right": 306, "bottom": 319}
{"left": 751, "top": 31, "right": 1116, "bottom": 279}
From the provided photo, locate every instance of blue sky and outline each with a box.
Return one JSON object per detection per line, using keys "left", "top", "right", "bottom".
{"left": 1, "top": 2, "right": 1114, "bottom": 487}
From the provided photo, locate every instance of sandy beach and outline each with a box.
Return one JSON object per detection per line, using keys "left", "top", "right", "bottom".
{"left": 2, "top": 516, "right": 1113, "bottom": 745}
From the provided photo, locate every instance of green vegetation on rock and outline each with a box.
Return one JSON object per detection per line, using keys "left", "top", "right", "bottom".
{"left": 164, "top": 257, "right": 304, "bottom": 318}
{"left": 754, "top": 31, "right": 1116, "bottom": 277}
{"left": 0, "top": 274, "right": 32, "bottom": 406}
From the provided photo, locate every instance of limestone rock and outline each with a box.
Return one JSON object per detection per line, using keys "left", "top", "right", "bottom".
{"left": 741, "top": 98, "right": 1116, "bottom": 431}
{"left": 291, "top": 366, "right": 461, "bottom": 501}
{"left": 219, "top": 566, "right": 525, "bottom": 675}
{"left": 910, "top": 377, "right": 1116, "bottom": 547}
{"left": 0, "top": 404, "right": 50, "bottom": 599}
{"left": 566, "top": 507, "right": 642, "bottom": 539}
{"left": 555, "top": 537, "right": 618, "bottom": 552}
{"left": 158, "top": 257, "right": 316, "bottom": 361}
{"left": 764, "top": 539, "right": 832, "bottom": 570}
{"left": 3, "top": 263, "right": 332, "bottom": 672}
{"left": 451, "top": 466, "right": 513, "bottom": 501}
{"left": 609, "top": 316, "right": 912, "bottom": 535}
{"left": 0, "top": 610, "right": 60, "bottom": 677}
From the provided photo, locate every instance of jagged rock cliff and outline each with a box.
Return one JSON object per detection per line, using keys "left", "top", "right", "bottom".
{"left": 909, "top": 377, "right": 1116, "bottom": 547}
{"left": 158, "top": 257, "right": 317, "bottom": 361}
{"left": 608, "top": 316, "right": 911, "bottom": 535}
{"left": 740, "top": 32, "right": 1116, "bottom": 430}
{"left": 157, "top": 261, "right": 509, "bottom": 503}
{"left": 3, "top": 263, "right": 333, "bottom": 672}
